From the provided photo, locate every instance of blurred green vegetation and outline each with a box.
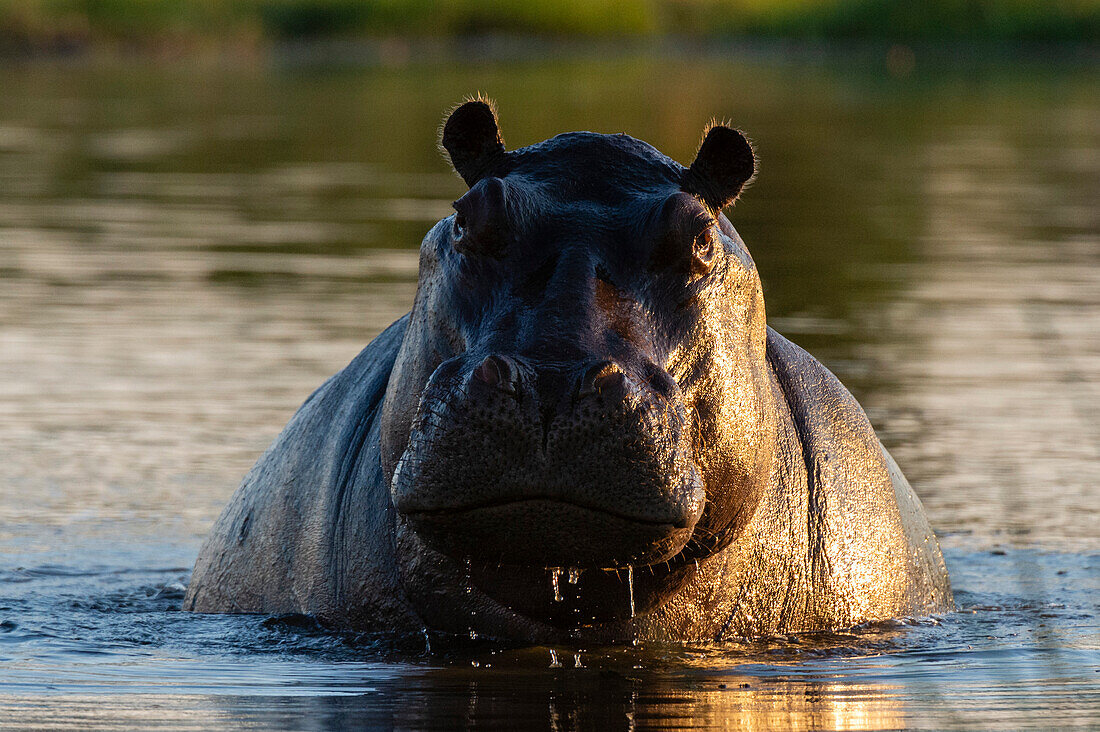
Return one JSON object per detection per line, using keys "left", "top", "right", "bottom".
{"left": 0, "top": 0, "right": 1096, "bottom": 52}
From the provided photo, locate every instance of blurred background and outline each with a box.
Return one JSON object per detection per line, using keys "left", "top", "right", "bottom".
{"left": 0, "top": 2, "right": 1097, "bottom": 730}
{"left": 0, "top": 0, "right": 1097, "bottom": 50}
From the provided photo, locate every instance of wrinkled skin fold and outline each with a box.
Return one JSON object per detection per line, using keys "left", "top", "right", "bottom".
{"left": 184, "top": 104, "right": 951, "bottom": 642}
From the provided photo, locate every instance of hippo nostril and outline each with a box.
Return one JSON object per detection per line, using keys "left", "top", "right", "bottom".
{"left": 473, "top": 354, "right": 521, "bottom": 397}
{"left": 577, "top": 360, "right": 626, "bottom": 398}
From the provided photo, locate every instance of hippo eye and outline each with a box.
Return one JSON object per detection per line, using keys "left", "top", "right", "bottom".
{"left": 692, "top": 225, "right": 720, "bottom": 276}
{"left": 650, "top": 196, "right": 724, "bottom": 277}
{"left": 449, "top": 185, "right": 506, "bottom": 257}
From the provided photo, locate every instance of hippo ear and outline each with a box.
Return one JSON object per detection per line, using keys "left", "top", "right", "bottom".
{"left": 441, "top": 99, "right": 507, "bottom": 187}
{"left": 681, "top": 124, "right": 755, "bottom": 211}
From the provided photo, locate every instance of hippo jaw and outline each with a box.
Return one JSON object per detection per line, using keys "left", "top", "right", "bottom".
{"left": 388, "top": 356, "right": 710, "bottom": 628}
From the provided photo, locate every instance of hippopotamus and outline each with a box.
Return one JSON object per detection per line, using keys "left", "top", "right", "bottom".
{"left": 184, "top": 100, "right": 952, "bottom": 643}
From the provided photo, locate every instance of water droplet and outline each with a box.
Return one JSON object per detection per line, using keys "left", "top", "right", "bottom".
{"left": 573, "top": 653, "right": 584, "bottom": 668}
{"left": 567, "top": 567, "right": 582, "bottom": 584}
{"left": 464, "top": 558, "right": 475, "bottom": 639}
{"left": 549, "top": 649, "right": 562, "bottom": 668}
{"left": 471, "top": 660, "right": 480, "bottom": 667}
{"left": 422, "top": 628, "right": 431, "bottom": 654}
{"left": 627, "top": 565, "right": 635, "bottom": 618}
{"left": 549, "top": 567, "right": 562, "bottom": 601}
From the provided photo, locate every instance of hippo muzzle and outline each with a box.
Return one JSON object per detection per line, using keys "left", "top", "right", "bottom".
{"left": 391, "top": 352, "right": 706, "bottom": 568}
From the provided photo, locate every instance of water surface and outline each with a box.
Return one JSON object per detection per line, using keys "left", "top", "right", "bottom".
{"left": 0, "top": 51, "right": 1097, "bottom": 729}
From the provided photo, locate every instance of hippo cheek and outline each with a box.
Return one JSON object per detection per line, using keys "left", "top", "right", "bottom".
{"left": 401, "top": 498, "right": 696, "bottom": 568}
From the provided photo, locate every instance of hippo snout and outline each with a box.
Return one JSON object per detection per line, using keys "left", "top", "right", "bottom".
{"left": 390, "top": 354, "right": 705, "bottom": 567}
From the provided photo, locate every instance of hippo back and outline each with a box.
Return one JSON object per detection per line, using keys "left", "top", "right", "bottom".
{"left": 764, "top": 328, "right": 951, "bottom": 622}
{"left": 183, "top": 316, "right": 415, "bottom": 629}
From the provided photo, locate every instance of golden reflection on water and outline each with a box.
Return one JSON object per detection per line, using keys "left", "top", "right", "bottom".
{"left": 0, "top": 678, "right": 909, "bottom": 731}
{"left": 625, "top": 681, "right": 906, "bottom": 732}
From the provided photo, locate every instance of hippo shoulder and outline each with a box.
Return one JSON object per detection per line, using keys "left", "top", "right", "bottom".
{"left": 184, "top": 316, "right": 415, "bottom": 627}
{"left": 763, "top": 327, "right": 952, "bottom": 623}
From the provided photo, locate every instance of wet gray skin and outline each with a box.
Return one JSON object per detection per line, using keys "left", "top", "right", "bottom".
{"left": 183, "top": 101, "right": 952, "bottom": 642}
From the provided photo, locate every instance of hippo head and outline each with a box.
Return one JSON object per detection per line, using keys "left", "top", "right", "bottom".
{"left": 380, "top": 100, "right": 777, "bottom": 628}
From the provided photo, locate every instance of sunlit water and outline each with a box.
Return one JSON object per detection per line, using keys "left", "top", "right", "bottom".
{"left": 0, "top": 50, "right": 1097, "bottom": 729}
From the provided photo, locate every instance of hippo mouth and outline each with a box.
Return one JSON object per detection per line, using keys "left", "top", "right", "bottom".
{"left": 406, "top": 495, "right": 690, "bottom": 528}
{"left": 399, "top": 495, "right": 697, "bottom": 568}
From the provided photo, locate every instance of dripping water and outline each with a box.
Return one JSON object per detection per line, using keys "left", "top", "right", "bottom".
{"left": 567, "top": 567, "right": 582, "bottom": 584}
{"left": 627, "top": 565, "right": 635, "bottom": 618}
{"left": 573, "top": 653, "right": 584, "bottom": 668}
{"left": 465, "top": 558, "right": 475, "bottom": 639}
{"left": 549, "top": 567, "right": 562, "bottom": 602}
{"left": 548, "top": 649, "right": 561, "bottom": 668}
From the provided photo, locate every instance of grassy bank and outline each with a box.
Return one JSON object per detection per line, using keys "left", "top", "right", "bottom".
{"left": 1, "top": 0, "right": 1096, "bottom": 54}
